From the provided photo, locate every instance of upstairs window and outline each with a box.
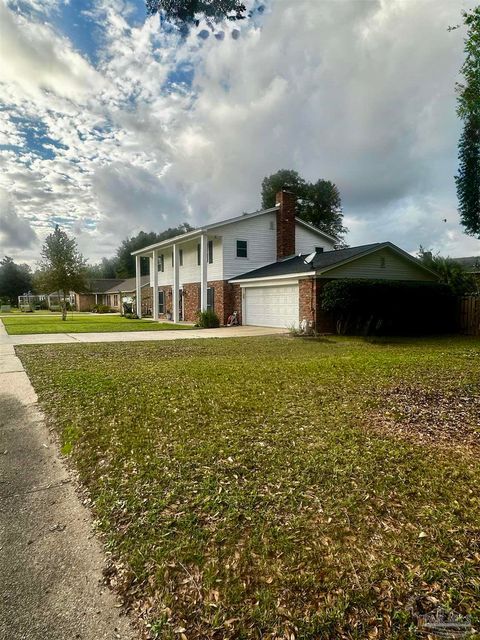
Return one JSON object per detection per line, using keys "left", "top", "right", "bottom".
{"left": 236, "top": 240, "right": 248, "bottom": 258}
{"left": 208, "top": 240, "right": 213, "bottom": 264}
{"left": 197, "top": 243, "right": 201, "bottom": 266}
{"left": 158, "top": 254, "right": 164, "bottom": 272}
{"left": 179, "top": 249, "right": 184, "bottom": 266}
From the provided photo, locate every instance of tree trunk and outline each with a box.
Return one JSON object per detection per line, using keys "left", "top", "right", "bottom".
{"left": 61, "top": 289, "right": 67, "bottom": 321}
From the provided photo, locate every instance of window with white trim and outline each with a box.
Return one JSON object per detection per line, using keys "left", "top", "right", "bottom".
{"left": 158, "top": 254, "right": 164, "bottom": 272}
{"left": 208, "top": 240, "right": 213, "bottom": 264}
{"left": 158, "top": 290, "right": 165, "bottom": 314}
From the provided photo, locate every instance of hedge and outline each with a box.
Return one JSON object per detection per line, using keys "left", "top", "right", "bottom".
{"left": 321, "top": 279, "right": 456, "bottom": 335}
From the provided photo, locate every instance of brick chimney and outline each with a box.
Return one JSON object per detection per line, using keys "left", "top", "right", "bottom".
{"left": 275, "top": 190, "right": 296, "bottom": 260}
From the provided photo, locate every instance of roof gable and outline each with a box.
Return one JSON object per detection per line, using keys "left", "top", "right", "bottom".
{"left": 131, "top": 206, "right": 278, "bottom": 256}
{"left": 230, "top": 242, "right": 438, "bottom": 282}
{"left": 131, "top": 205, "right": 336, "bottom": 257}
{"left": 452, "top": 256, "right": 480, "bottom": 272}
{"left": 295, "top": 217, "right": 337, "bottom": 243}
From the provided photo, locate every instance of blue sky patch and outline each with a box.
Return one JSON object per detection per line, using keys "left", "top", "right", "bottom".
{"left": 9, "top": 115, "right": 67, "bottom": 161}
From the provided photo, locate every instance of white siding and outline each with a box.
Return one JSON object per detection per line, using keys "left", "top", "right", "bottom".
{"left": 153, "top": 236, "right": 223, "bottom": 286}
{"left": 295, "top": 224, "right": 335, "bottom": 254}
{"left": 324, "top": 248, "right": 437, "bottom": 281}
{"left": 219, "top": 212, "right": 278, "bottom": 280}
{"left": 148, "top": 212, "right": 337, "bottom": 285}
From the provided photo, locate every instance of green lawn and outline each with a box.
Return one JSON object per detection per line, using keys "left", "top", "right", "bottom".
{"left": 2, "top": 313, "right": 193, "bottom": 334}
{"left": 16, "top": 336, "right": 480, "bottom": 639}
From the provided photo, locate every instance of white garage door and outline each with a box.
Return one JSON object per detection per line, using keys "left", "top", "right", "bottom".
{"left": 244, "top": 284, "right": 299, "bottom": 328}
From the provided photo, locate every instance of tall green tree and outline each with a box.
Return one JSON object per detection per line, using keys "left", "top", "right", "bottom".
{"left": 455, "top": 7, "right": 480, "bottom": 236}
{"left": 261, "top": 170, "right": 306, "bottom": 210}
{"left": 261, "top": 169, "right": 347, "bottom": 245}
{"left": 146, "top": 1, "right": 246, "bottom": 24}
{"left": 418, "top": 247, "right": 477, "bottom": 295}
{"left": 0, "top": 257, "right": 32, "bottom": 306}
{"left": 36, "top": 226, "right": 87, "bottom": 320}
{"left": 86, "top": 257, "right": 119, "bottom": 280}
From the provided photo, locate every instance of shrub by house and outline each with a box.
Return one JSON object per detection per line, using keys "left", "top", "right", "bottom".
{"left": 321, "top": 279, "right": 456, "bottom": 335}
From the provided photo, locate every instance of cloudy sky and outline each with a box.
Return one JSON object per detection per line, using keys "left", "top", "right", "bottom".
{"left": 0, "top": 0, "right": 479, "bottom": 265}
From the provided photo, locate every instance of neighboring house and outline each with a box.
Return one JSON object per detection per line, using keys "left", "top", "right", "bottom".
{"left": 132, "top": 190, "right": 438, "bottom": 329}
{"left": 74, "top": 277, "right": 151, "bottom": 313}
{"left": 452, "top": 256, "right": 480, "bottom": 283}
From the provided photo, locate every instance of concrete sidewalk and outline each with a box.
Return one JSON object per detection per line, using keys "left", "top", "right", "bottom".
{"left": 0, "top": 323, "right": 286, "bottom": 346}
{"left": 0, "top": 344, "right": 134, "bottom": 639}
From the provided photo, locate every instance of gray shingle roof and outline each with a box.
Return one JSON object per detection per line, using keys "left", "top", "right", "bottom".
{"left": 103, "top": 276, "right": 150, "bottom": 293}
{"left": 85, "top": 279, "right": 125, "bottom": 293}
{"left": 452, "top": 256, "right": 480, "bottom": 272}
{"left": 230, "top": 243, "right": 384, "bottom": 281}
{"left": 82, "top": 276, "right": 150, "bottom": 294}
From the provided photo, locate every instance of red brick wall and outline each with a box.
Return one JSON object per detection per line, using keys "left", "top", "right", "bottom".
{"left": 299, "top": 278, "right": 316, "bottom": 326}
{"left": 299, "top": 278, "right": 336, "bottom": 333}
{"left": 182, "top": 282, "right": 200, "bottom": 322}
{"left": 157, "top": 280, "right": 242, "bottom": 325}
{"left": 141, "top": 286, "right": 153, "bottom": 316}
{"left": 211, "top": 280, "right": 232, "bottom": 325}
{"left": 75, "top": 293, "right": 95, "bottom": 312}
{"left": 231, "top": 284, "right": 242, "bottom": 325}
{"left": 275, "top": 190, "right": 296, "bottom": 259}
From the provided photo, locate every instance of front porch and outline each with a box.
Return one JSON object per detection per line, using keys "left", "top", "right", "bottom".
{"left": 134, "top": 233, "right": 211, "bottom": 323}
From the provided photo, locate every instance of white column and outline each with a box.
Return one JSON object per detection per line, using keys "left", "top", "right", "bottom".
{"left": 172, "top": 244, "right": 179, "bottom": 323}
{"left": 135, "top": 254, "right": 142, "bottom": 318}
{"left": 200, "top": 233, "right": 208, "bottom": 312}
{"left": 152, "top": 249, "right": 159, "bottom": 321}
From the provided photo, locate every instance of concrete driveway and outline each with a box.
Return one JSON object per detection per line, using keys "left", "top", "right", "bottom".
{"left": 0, "top": 322, "right": 286, "bottom": 346}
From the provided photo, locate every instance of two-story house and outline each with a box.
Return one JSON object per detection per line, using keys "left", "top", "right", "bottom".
{"left": 131, "top": 190, "right": 335, "bottom": 326}
{"left": 132, "top": 190, "right": 437, "bottom": 329}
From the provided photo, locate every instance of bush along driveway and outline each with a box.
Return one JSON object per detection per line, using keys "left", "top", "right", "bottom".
{"left": 16, "top": 336, "right": 480, "bottom": 639}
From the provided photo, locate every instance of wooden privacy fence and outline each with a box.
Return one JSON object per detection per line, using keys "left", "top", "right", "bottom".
{"left": 458, "top": 296, "right": 480, "bottom": 335}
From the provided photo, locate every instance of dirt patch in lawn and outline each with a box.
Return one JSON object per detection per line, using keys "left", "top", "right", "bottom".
{"left": 368, "top": 386, "right": 480, "bottom": 449}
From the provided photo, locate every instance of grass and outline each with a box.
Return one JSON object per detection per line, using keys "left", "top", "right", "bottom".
{"left": 16, "top": 336, "right": 480, "bottom": 639}
{"left": 2, "top": 313, "right": 193, "bottom": 334}
{"left": 0, "top": 309, "right": 54, "bottom": 315}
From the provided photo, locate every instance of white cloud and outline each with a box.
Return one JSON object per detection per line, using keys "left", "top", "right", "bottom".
{"left": 0, "top": 190, "right": 38, "bottom": 252}
{"left": 0, "top": 1, "right": 103, "bottom": 104}
{"left": 1, "top": 0, "right": 479, "bottom": 267}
